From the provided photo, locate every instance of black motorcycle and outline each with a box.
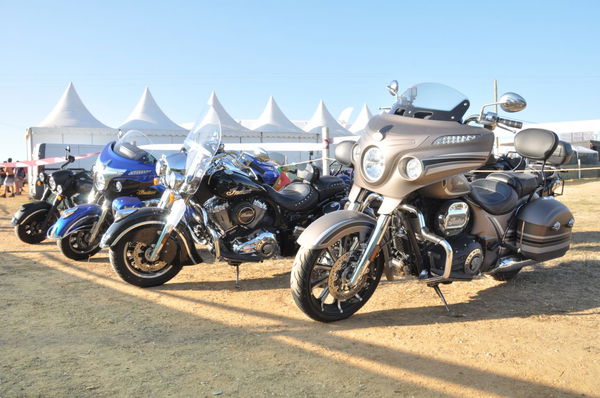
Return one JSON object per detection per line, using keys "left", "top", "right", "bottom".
{"left": 12, "top": 148, "right": 94, "bottom": 244}
{"left": 100, "top": 109, "right": 347, "bottom": 287}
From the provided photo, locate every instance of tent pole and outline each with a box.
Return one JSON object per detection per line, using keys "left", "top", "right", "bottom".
{"left": 322, "top": 127, "right": 330, "bottom": 176}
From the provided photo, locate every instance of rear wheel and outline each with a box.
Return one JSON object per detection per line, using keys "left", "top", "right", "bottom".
{"left": 109, "top": 226, "right": 182, "bottom": 287}
{"left": 57, "top": 229, "right": 101, "bottom": 261}
{"left": 14, "top": 210, "right": 55, "bottom": 244}
{"left": 290, "top": 229, "right": 383, "bottom": 322}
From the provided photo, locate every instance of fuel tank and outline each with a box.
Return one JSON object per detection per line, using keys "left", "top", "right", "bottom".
{"left": 208, "top": 169, "right": 267, "bottom": 199}
{"left": 353, "top": 113, "right": 494, "bottom": 199}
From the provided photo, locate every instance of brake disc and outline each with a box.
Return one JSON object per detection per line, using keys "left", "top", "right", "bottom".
{"left": 328, "top": 251, "right": 367, "bottom": 300}
{"left": 131, "top": 243, "right": 168, "bottom": 272}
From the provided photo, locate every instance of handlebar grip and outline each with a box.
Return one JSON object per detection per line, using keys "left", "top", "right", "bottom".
{"left": 497, "top": 117, "right": 523, "bottom": 129}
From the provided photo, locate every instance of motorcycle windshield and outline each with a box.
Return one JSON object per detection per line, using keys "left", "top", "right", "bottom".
{"left": 181, "top": 106, "right": 222, "bottom": 194}
{"left": 398, "top": 83, "right": 468, "bottom": 112}
{"left": 114, "top": 130, "right": 156, "bottom": 164}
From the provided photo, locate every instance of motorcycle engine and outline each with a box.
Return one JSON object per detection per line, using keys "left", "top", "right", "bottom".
{"left": 434, "top": 200, "right": 470, "bottom": 237}
{"left": 428, "top": 234, "right": 483, "bottom": 278}
{"left": 205, "top": 197, "right": 270, "bottom": 233}
{"left": 205, "top": 196, "right": 279, "bottom": 259}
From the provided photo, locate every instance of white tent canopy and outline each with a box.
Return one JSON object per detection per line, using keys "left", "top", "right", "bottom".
{"left": 119, "top": 87, "right": 188, "bottom": 143}
{"left": 349, "top": 104, "right": 373, "bottom": 135}
{"left": 303, "top": 100, "right": 351, "bottom": 137}
{"left": 207, "top": 92, "right": 259, "bottom": 142}
{"left": 251, "top": 96, "right": 305, "bottom": 134}
{"left": 38, "top": 82, "right": 110, "bottom": 129}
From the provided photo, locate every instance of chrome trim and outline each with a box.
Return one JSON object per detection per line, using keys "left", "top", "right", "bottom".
{"left": 488, "top": 257, "right": 535, "bottom": 274}
{"left": 87, "top": 203, "right": 110, "bottom": 244}
{"left": 400, "top": 204, "right": 453, "bottom": 280}
{"left": 358, "top": 193, "right": 384, "bottom": 213}
{"left": 199, "top": 206, "right": 221, "bottom": 259}
{"left": 19, "top": 208, "right": 50, "bottom": 224}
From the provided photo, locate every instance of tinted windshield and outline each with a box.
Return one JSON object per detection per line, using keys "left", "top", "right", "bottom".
{"left": 399, "top": 83, "right": 468, "bottom": 111}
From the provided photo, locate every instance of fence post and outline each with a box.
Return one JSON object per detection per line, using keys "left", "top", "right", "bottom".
{"left": 578, "top": 158, "right": 582, "bottom": 179}
{"left": 322, "top": 127, "right": 330, "bottom": 176}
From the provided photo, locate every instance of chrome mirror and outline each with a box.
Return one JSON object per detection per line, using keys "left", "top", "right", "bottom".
{"left": 499, "top": 92, "right": 527, "bottom": 113}
{"left": 386, "top": 80, "right": 399, "bottom": 97}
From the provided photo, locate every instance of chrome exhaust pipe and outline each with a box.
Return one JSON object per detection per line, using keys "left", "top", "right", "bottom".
{"left": 400, "top": 204, "right": 453, "bottom": 280}
{"left": 489, "top": 257, "right": 535, "bottom": 274}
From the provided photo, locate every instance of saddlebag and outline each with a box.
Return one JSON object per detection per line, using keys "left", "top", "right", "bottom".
{"left": 516, "top": 198, "right": 574, "bottom": 261}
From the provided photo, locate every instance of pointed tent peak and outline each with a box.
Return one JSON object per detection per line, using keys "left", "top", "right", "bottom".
{"left": 204, "top": 92, "right": 252, "bottom": 134}
{"left": 303, "top": 100, "right": 350, "bottom": 137}
{"left": 38, "top": 82, "right": 110, "bottom": 128}
{"left": 251, "top": 96, "right": 305, "bottom": 133}
{"left": 119, "top": 87, "right": 186, "bottom": 132}
{"left": 337, "top": 107, "right": 354, "bottom": 128}
{"left": 349, "top": 104, "right": 374, "bottom": 135}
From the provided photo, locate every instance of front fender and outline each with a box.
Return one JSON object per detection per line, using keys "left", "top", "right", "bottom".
{"left": 48, "top": 204, "right": 102, "bottom": 239}
{"left": 100, "top": 207, "right": 201, "bottom": 266}
{"left": 297, "top": 210, "right": 377, "bottom": 249}
{"left": 297, "top": 209, "right": 394, "bottom": 280}
{"left": 12, "top": 201, "right": 53, "bottom": 225}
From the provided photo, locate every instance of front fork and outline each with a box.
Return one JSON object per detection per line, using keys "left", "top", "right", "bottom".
{"left": 148, "top": 199, "right": 187, "bottom": 262}
{"left": 87, "top": 201, "right": 110, "bottom": 244}
{"left": 345, "top": 186, "right": 397, "bottom": 286}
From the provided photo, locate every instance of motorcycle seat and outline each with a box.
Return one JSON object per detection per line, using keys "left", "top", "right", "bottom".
{"left": 485, "top": 172, "right": 540, "bottom": 198}
{"left": 265, "top": 182, "right": 319, "bottom": 211}
{"left": 312, "top": 175, "right": 346, "bottom": 201}
{"left": 469, "top": 179, "right": 518, "bottom": 215}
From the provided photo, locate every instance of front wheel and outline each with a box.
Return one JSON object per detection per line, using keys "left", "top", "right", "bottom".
{"left": 57, "top": 230, "right": 101, "bottom": 261}
{"left": 290, "top": 229, "right": 383, "bottom": 322}
{"left": 14, "top": 210, "right": 56, "bottom": 244}
{"left": 108, "top": 226, "right": 182, "bottom": 288}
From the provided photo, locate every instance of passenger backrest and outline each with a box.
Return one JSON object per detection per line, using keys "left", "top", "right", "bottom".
{"left": 514, "top": 128, "right": 559, "bottom": 161}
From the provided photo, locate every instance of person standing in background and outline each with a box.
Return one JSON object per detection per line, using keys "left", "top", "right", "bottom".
{"left": 0, "top": 165, "right": 5, "bottom": 196}
{"left": 3, "top": 158, "right": 15, "bottom": 197}
{"left": 15, "top": 166, "right": 26, "bottom": 195}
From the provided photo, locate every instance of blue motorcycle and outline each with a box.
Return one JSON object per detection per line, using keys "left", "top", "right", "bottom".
{"left": 48, "top": 131, "right": 164, "bottom": 261}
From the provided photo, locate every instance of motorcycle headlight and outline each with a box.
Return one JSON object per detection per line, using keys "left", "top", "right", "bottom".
{"left": 401, "top": 157, "right": 424, "bottom": 181}
{"left": 362, "top": 147, "right": 385, "bottom": 181}
{"left": 95, "top": 173, "right": 106, "bottom": 191}
{"left": 56, "top": 185, "right": 63, "bottom": 194}
{"left": 48, "top": 176, "right": 56, "bottom": 190}
{"left": 38, "top": 172, "right": 46, "bottom": 183}
{"left": 167, "top": 171, "right": 177, "bottom": 189}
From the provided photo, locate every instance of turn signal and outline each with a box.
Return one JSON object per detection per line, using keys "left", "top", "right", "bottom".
{"left": 153, "top": 177, "right": 160, "bottom": 185}
{"left": 37, "top": 181, "right": 42, "bottom": 186}
{"left": 56, "top": 195, "right": 63, "bottom": 201}
{"left": 168, "top": 191, "right": 175, "bottom": 204}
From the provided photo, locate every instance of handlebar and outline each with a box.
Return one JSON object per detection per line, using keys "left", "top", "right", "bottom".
{"left": 496, "top": 117, "right": 523, "bottom": 129}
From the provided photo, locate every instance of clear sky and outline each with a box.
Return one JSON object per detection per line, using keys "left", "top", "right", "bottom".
{"left": 1, "top": 0, "right": 600, "bottom": 160}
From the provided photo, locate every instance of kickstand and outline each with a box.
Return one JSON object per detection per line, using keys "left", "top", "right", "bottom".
{"left": 234, "top": 264, "right": 241, "bottom": 289}
{"left": 431, "top": 284, "right": 450, "bottom": 312}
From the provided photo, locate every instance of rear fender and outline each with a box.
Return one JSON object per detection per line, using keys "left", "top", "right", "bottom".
{"left": 100, "top": 207, "right": 201, "bottom": 266}
{"left": 12, "top": 201, "right": 53, "bottom": 225}
{"left": 48, "top": 203, "right": 102, "bottom": 239}
{"left": 297, "top": 209, "right": 393, "bottom": 280}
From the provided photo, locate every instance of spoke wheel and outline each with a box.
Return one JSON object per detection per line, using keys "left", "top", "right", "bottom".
{"left": 15, "top": 211, "right": 55, "bottom": 244}
{"left": 58, "top": 229, "right": 101, "bottom": 261}
{"left": 291, "top": 230, "right": 383, "bottom": 322}
{"left": 109, "top": 226, "right": 181, "bottom": 288}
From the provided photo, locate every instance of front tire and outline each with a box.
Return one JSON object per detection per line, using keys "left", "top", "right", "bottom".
{"left": 14, "top": 210, "right": 55, "bottom": 244}
{"left": 57, "top": 230, "right": 101, "bottom": 261}
{"left": 109, "top": 226, "right": 182, "bottom": 288}
{"left": 291, "top": 229, "right": 383, "bottom": 322}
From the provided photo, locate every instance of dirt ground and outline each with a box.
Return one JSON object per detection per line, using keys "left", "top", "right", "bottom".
{"left": 1, "top": 181, "right": 599, "bottom": 398}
